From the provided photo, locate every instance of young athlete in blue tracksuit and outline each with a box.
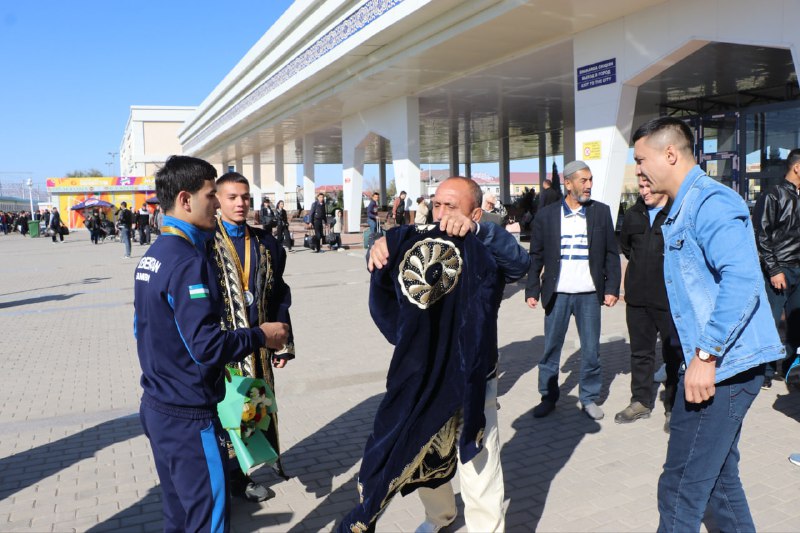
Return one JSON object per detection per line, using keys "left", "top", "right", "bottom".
{"left": 134, "top": 156, "right": 288, "bottom": 533}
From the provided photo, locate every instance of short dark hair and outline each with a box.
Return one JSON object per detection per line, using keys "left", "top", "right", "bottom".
{"left": 216, "top": 171, "right": 249, "bottom": 188}
{"left": 156, "top": 156, "right": 217, "bottom": 213}
{"left": 787, "top": 148, "right": 800, "bottom": 171}
{"left": 632, "top": 117, "right": 694, "bottom": 155}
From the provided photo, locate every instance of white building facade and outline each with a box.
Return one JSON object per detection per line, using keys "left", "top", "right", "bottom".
{"left": 120, "top": 106, "right": 196, "bottom": 177}
{"left": 177, "top": 0, "right": 800, "bottom": 231}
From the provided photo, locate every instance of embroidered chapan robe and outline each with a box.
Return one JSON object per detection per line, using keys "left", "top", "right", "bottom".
{"left": 213, "top": 219, "right": 295, "bottom": 476}
{"left": 338, "top": 225, "right": 500, "bottom": 533}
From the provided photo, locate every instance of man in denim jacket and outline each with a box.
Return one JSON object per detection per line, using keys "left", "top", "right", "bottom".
{"left": 632, "top": 117, "right": 784, "bottom": 533}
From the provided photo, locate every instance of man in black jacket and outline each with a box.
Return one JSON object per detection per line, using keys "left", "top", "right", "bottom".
{"left": 49, "top": 207, "right": 63, "bottom": 243}
{"left": 754, "top": 148, "right": 800, "bottom": 387}
{"left": 525, "top": 160, "right": 620, "bottom": 420}
{"left": 614, "top": 177, "right": 680, "bottom": 430}
{"left": 309, "top": 193, "right": 327, "bottom": 253}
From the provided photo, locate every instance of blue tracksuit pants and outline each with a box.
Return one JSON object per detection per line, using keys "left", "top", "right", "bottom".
{"left": 140, "top": 396, "right": 231, "bottom": 533}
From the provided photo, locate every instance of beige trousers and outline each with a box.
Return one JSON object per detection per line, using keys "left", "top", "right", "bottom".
{"left": 417, "top": 378, "right": 504, "bottom": 532}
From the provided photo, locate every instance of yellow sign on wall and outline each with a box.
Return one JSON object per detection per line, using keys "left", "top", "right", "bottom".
{"left": 582, "top": 141, "right": 602, "bottom": 160}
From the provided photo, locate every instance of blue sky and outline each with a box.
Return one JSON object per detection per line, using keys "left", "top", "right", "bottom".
{"left": 0, "top": 0, "right": 292, "bottom": 188}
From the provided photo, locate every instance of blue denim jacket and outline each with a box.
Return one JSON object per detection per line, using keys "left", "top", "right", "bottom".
{"left": 662, "top": 166, "right": 784, "bottom": 382}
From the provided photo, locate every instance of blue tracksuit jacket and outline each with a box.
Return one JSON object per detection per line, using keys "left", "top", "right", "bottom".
{"left": 134, "top": 216, "right": 266, "bottom": 409}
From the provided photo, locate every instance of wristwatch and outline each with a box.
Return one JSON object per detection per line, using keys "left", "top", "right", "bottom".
{"left": 696, "top": 348, "right": 717, "bottom": 363}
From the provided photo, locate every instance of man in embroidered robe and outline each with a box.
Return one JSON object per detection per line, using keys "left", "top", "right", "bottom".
{"left": 338, "top": 177, "right": 530, "bottom": 533}
{"left": 213, "top": 172, "right": 295, "bottom": 502}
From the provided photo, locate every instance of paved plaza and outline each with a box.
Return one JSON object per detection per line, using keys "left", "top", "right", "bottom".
{"left": 1, "top": 230, "right": 799, "bottom": 532}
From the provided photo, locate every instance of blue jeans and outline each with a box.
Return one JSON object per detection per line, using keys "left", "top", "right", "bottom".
{"left": 367, "top": 219, "right": 378, "bottom": 235}
{"left": 537, "top": 292, "right": 601, "bottom": 406}
{"left": 657, "top": 364, "right": 764, "bottom": 533}
{"left": 120, "top": 227, "right": 131, "bottom": 257}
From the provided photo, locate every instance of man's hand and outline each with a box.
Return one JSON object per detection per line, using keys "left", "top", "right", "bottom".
{"left": 771, "top": 272, "right": 787, "bottom": 291}
{"left": 367, "top": 236, "right": 390, "bottom": 272}
{"left": 259, "top": 322, "right": 290, "bottom": 350}
{"left": 526, "top": 297, "right": 538, "bottom": 309}
{"left": 273, "top": 357, "right": 288, "bottom": 369}
{"left": 439, "top": 213, "right": 476, "bottom": 237}
{"left": 604, "top": 294, "right": 618, "bottom": 307}
{"left": 684, "top": 354, "right": 716, "bottom": 404}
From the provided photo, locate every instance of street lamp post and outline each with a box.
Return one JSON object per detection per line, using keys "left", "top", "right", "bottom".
{"left": 108, "top": 152, "right": 118, "bottom": 176}
{"left": 26, "top": 178, "right": 33, "bottom": 215}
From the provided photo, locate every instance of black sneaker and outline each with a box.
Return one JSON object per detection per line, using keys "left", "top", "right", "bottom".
{"left": 242, "top": 482, "right": 275, "bottom": 503}
{"left": 532, "top": 400, "right": 556, "bottom": 418}
{"left": 761, "top": 377, "right": 773, "bottom": 390}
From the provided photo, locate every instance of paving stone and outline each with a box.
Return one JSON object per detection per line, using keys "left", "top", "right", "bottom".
{"left": 1, "top": 235, "right": 799, "bottom": 532}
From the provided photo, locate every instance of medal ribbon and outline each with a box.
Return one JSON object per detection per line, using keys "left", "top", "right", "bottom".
{"left": 161, "top": 226, "right": 193, "bottom": 244}
{"left": 218, "top": 220, "right": 251, "bottom": 296}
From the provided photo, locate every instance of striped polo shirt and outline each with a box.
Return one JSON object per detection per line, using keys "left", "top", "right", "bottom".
{"left": 556, "top": 200, "right": 596, "bottom": 294}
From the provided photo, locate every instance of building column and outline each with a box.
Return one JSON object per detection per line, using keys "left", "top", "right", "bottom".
{"left": 391, "top": 97, "right": 421, "bottom": 220}
{"left": 464, "top": 111, "right": 472, "bottom": 178}
{"left": 342, "top": 136, "right": 365, "bottom": 233}
{"left": 342, "top": 96, "right": 421, "bottom": 232}
{"left": 572, "top": 20, "right": 636, "bottom": 223}
{"left": 251, "top": 153, "right": 262, "bottom": 209}
{"left": 273, "top": 144, "right": 285, "bottom": 204}
{"left": 499, "top": 108, "right": 510, "bottom": 203}
{"left": 538, "top": 132, "right": 547, "bottom": 190}
{"left": 449, "top": 110, "right": 459, "bottom": 177}
{"left": 302, "top": 135, "right": 315, "bottom": 211}
{"left": 379, "top": 137, "right": 387, "bottom": 205}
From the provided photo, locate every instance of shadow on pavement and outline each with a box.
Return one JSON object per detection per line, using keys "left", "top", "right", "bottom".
{"left": 0, "top": 415, "right": 142, "bottom": 502}
{"left": 502, "top": 280, "right": 526, "bottom": 301}
{"left": 498, "top": 335, "right": 543, "bottom": 398}
{"left": 246, "top": 394, "right": 383, "bottom": 531}
{"left": 0, "top": 293, "right": 80, "bottom": 309}
{"left": 0, "top": 276, "right": 110, "bottom": 298}
{"left": 87, "top": 486, "right": 163, "bottom": 532}
{"left": 772, "top": 392, "right": 800, "bottom": 423}
{"left": 501, "top": 339, "right": 627, "bottom": 530}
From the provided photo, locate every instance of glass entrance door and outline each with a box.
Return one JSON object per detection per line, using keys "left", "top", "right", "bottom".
{"left": 698, "top": 112, "right": 740, "bottom": 193}
{"left": 744, "top": 104, "right": 800, "bottom": 204}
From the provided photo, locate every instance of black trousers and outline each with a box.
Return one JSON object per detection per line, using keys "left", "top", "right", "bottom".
{"left": 626, "top": 304, "right": 681, "bottom": 412}
{"left": 764, "top": 267, "right": 800, "bottom": 378}
{"left": 313, "top": 220, "right": 324, "bottom": 251}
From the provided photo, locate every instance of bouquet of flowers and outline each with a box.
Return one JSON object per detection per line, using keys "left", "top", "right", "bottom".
{"left": 218, "top": 369, "right": 278, "bottom": 473}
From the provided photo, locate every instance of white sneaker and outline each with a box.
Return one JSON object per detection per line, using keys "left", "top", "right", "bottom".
{"left": 583, "top": 402, "right": 605, "bottom": 420}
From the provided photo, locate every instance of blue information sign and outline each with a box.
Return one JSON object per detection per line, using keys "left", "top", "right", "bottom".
{"left": 577, "top": 58, "right": 616, "bottom": 91}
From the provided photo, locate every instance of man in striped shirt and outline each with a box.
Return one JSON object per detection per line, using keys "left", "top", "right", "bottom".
{"left": 525, "top": 160, "right": 621, "bottom": 420}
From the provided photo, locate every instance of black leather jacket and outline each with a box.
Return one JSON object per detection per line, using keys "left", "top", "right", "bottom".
{"left": 754, "top": 179, "right": 800, "bottom": 276}
{"left": 619, "top": 197, "right": 671, "bottom": 310}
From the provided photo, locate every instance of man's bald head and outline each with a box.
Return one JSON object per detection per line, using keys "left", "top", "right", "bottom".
{"left": 437, "top": 176, "right": 483, "bottom": 210}
{"left": 432, "top": 176, "right": 484, "bottom": 222}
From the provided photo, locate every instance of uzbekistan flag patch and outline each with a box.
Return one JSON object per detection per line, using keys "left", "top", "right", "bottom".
{"left": 188, "top": 284, "right": 210, "bottom": 299}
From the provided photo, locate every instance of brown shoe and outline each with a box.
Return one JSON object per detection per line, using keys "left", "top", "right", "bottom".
{"left": 614, "top": 401, "right": 651, "bottom": 424}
